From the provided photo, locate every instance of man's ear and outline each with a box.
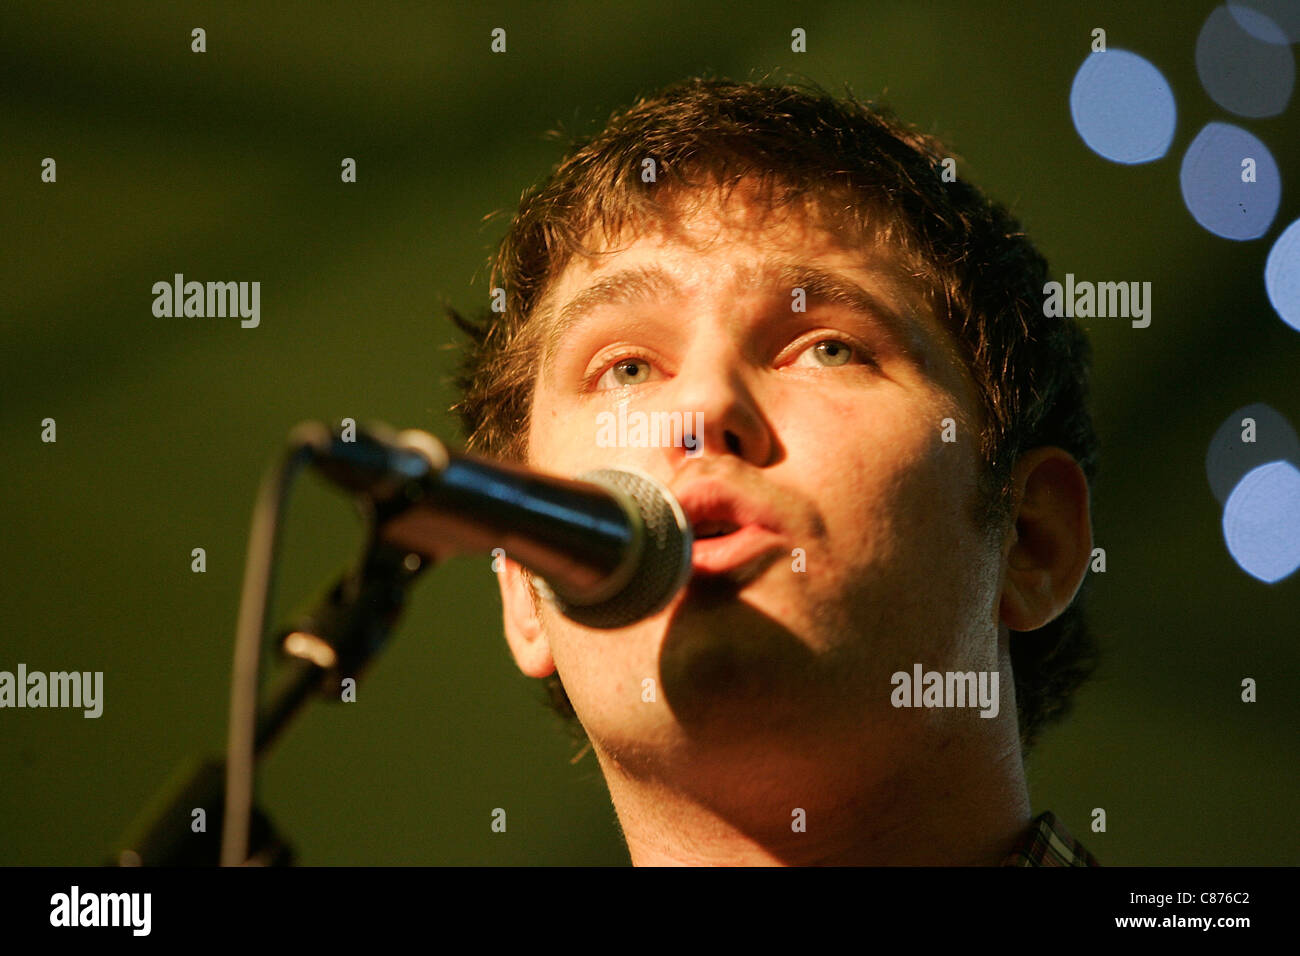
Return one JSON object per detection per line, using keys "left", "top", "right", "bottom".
{"left": 998, "top": 446, "right": 1092, "bottom": 632}
{"left": 497, "top": 556, "right": 556, "bottom": 678}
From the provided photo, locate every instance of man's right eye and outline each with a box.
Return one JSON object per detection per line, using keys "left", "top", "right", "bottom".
{"left": 594, "top": 357, "right": 654, "bottom": 390}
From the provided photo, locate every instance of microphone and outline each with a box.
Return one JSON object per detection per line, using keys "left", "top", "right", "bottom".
{"left": 304, "top": 422, "right": 693, "bottom": 629}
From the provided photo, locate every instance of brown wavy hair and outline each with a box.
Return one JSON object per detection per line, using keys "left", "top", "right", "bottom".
{"left": 449, "top": 76, "right": 1099, "bottom": 756}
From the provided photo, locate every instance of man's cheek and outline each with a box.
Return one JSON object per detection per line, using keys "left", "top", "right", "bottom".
{"left": 546, "top": 608, "right": 658, "bottom": 671}
{"left": 884, "top": 403, "right": 973, "bottom": 505}
{"left": 832, "top": 449, "right": 954, "bottom": 575}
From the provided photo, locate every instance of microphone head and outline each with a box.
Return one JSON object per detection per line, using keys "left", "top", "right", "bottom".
{"left": 541, "top": 468, "right": 692, "bottom": 629}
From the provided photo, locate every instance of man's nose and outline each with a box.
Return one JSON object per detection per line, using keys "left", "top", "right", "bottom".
{"left": 660, "top": 350, "right": 775, "bottom": 467}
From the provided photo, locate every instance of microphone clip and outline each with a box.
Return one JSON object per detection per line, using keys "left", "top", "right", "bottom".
{"left": 277, "top": 532, "right": 431, "bottom": 689}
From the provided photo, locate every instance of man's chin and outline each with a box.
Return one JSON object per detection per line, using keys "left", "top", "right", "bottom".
{"left": 680, "top": 572, "right": 747, "bottom": 605}
{"left": 655, "top": 578, "right": 825, "bottom": 735}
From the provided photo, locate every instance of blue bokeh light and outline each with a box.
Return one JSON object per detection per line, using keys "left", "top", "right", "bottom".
{"left": 1180, "top": 122, "right": 1281, "bottom": 240}
{"left": 1265, "top": 218, "right": 1300, "bottom": 332}
{"left": 1198, "top": 4, "right": 1294, "bottom": 118}
{"left": 1228, "top": 0, "right": 1300, "bottom": 43}
{"left": 1205, "top": 402, "right": 1300, "bottom": 503}
{"left": 1070, "top": 49, "right": 1177, "bottom": 164}
{"left": 1223, "top": 460, "right": 1300, "bottom": 583}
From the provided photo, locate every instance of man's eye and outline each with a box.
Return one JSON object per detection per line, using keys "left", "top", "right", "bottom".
{"left": 595, "top": 357, "right": 654, "bottom": 389}
{"left": 793, "top": 339, "right": 859, "bottom": 368}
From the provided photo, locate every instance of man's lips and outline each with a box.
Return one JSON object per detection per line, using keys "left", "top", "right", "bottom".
{"left": 672, "top": 479, "right": 787, "bottom": 577}
{"left": 689, "top": 523, "right": 786, "bottom": 576}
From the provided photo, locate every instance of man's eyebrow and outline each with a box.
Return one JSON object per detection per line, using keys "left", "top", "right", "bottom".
{"left": 754, "top": 261, "right": 927, "bottom": 355}
{"left": 542, "top": 266, "right": 679, "bottom": 367}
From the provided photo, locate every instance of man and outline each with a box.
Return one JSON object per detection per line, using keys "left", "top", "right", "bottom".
{"left": 451, "top": 77, "right": 1099, "bottom": 866}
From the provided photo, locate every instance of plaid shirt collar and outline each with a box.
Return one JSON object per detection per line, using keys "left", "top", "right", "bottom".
{"left": 1001, "top": 811, "right": 1100, "bottom": 866}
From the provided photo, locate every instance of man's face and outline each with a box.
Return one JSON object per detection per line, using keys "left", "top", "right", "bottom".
{"left": 502, "top": 185, "right": 1008, "bottom": 773}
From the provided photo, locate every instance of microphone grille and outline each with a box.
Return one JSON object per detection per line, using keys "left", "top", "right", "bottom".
{"left": 550, "top": 468, "right": 692, "bottom": 629}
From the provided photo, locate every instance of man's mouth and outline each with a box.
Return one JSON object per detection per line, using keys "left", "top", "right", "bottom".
{"left": 673, "top": 480, "right": 787, "bottom": 578}
{"left": 689, "top": 523, "right": 786, "bottom": 576}
{"left": 693, "top": 520, "right": 741, "bottom": 539}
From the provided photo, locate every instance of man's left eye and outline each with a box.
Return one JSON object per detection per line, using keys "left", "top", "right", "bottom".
{"left": 792, "top": 339, "right": 859, "bottom": 368}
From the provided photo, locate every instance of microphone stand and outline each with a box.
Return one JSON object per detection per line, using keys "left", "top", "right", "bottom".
{"left": 112, "top": 428, "right": 432, "bottom": 866}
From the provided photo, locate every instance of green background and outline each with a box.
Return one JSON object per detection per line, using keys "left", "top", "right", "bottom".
{"left": 2, "top": 0, "right": 1297, "bottom": 865}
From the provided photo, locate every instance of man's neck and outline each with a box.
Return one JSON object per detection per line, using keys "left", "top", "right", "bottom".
{"left": 593, "top": 717, "right": 1031, "bottom": 866}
